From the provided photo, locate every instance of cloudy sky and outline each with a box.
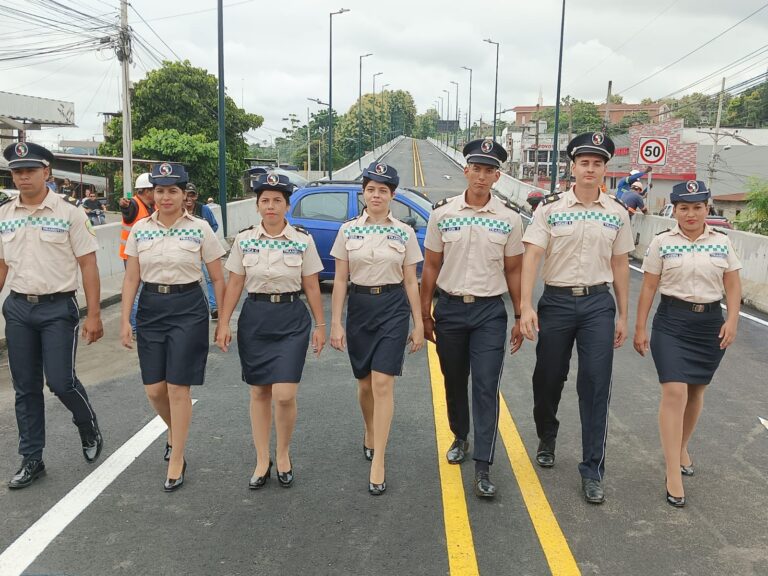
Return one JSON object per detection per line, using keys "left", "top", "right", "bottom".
{"left": 3, "top": 0, "right": 768, "bottom": 148}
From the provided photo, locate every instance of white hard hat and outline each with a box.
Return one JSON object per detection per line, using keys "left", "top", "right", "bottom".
{"left": 134, "top": 172, "right": 153, "bottom": 189}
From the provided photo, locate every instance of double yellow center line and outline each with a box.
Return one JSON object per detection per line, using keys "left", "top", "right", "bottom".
{"left": 412, "top": 138, "right": 426, "bottom": 187}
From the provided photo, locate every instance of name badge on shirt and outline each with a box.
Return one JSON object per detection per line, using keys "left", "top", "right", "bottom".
{"left": 41, "top": 226, "right": 67, "bottom": 234}
{"left": 178, "top": 235, "right": 201, "bottom": 244}
{"left": 386, "top": 233, "right": 406, "bottom": 244}
{"left": 551, "top": 219, "right": 573, "bottom": 227}
{"left": 242, "top": 247, "right": 259, "bottom": 254}
{"left": 602, "top": 222, "right": 620, "bottom": 231}
{"left": 709, "top": 252, "right": 727, "bottom": 259}
{"left": 349, "top": 234, "right": 365, "bottom": 241}
{"left": 283, "top": 247, "right": 303, "bottom": 255}
{"left": 662, "top": 253, "right": 682, "bottom": 260}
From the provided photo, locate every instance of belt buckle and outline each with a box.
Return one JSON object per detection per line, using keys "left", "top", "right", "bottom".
{"left": 370, "top": 287, "right": 382, "bottom": 295}
{"left": 571, "top": 286, "right": 586, "bottom": 297}
{"left": 158, "top": 285, "right": 171, "bottom": 294}
{"left": 27, "top": 295, "right": 39, "bottom": 303}
{"left": 462, "top": 295, "right": 475, "bottom": 303}
{"left": 270, "top": 294, "right": 281, "bottom": 303}
{"left": 692, "top": 303, "right": 705, "bottom": 313}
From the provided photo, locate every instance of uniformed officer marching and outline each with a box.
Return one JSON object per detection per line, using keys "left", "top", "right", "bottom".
{"left": 421, "top": 138, "right": 525, "bottom": 498}
{"left": 121, "top": 162, "right": 226, "bottom": 492}
{"left": 215, "top": 172, "right": 326, "bottom": 490}
{"left": 1, "top": 142, "right": 104, "bottom": 489}
{"left": 520, "top": 132, "right": 634, "bottom": 504}
{"left": 329, "top": 161, "right": 424, "bottom": 496}
{"left": 633, "top": 180, "right": 742, "bottom": 508}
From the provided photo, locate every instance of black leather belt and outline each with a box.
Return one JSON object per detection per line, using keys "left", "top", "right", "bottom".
{"left": 144, "top": 281, "right": 200, "bottom": 294}
{"left": 249, "top": 292, "right": 301, "bottom": 303}
{"left": 351, "top": 283, "right": 403, "bottom": 295}
{"left": 544, "top": 283, "right": 610, "bottom": 297}
{"left": 661, "top": 294, "right": 721, "bottom": 313}
{"left": 440, "top": 290, "right": 502, "bottom": 303}
{"left": 11, "top": 290, "right": 76, "bottom": 303}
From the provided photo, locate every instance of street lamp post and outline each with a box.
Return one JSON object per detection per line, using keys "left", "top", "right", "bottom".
{"left": 308, "top": 97, "right": 329, "bottom": 177}
{"left": 328, "top": 7, "right": 350, "bottom": 181}
{"left": 450, "top": 80, "right": 459, "bottom": 148}
{"left": 372, "top": 71, "right": 383, "bottom": 151}
{"left": 358, "top": 52, "right": 372, "bottom": 168}
{"left": 550, "top": 0, "right": 566, "bottom": 193}
{"left": 438, "top": 96, "right": 444, "bottom": 145}
{"left": 461, "top": 66, "right": 472, "bottom": 142}
{"left": 484, "top": 38, "right": 500, "bottom": 141}
{"left": 443, "top": 89, "right": 450, "bottom": 147}
{"left": 381, "top": 84, "right": 390, "bottom": 141}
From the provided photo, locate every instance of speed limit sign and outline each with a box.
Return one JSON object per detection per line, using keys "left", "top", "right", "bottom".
{"left": 638, "top": 137, "right": 668, "bottom": 166}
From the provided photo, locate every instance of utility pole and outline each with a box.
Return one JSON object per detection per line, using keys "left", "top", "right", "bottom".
{"left": 306, "top": 107, "right": 311, "bottom": 178}
{"left": 707, "top": 77, "right": 727, "bottom": 192}
{"left": 533, "top": 103, "right": 540, "bottom": 186}
{"left": 603, "top": 80, "right": 612, "bottom": 132}
{"left": 118, "top": 0, "right": 133, "bottom": 198}
{"left": 216, "top": 0, "right": 227, "bottom": 234}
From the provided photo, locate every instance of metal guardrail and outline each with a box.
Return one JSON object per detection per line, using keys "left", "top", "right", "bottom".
{"left": 329, "top": 136, "right": 406, "bottom": 181}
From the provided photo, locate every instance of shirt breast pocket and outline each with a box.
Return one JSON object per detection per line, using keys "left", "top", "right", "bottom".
{"left": 283, "top": 252, "right": 303, "bottom": 267}
{"left": 662, "top": 256, "right": 684, "bottom": 271}
{"left": 387, "top": 240, "right": 406, "bottom": 254}
{"left": 242, "top": 252, "right": 259, "bottom": 267}
{"left": 709, "top": 255, "right": 728, "bottom": 269}
{"left": 345, "top": 238, "right": 364, "bottom": 251}
{"left": 440, "top": 229, "right": 461, "bottom": 243}
{"left": 549, "top": 224, "right": 574, "bottom": 253}
{"left": 487, "top": 231, "right": 507, "bottom": 259}
{"left": 0, "top": 230, "right": 21, "bottom": 263}
{"left": 40, "top": 229, "right": 69, "bottom": 245}
{"left": 601, "top": 224, "right": 619, "bottom": 243}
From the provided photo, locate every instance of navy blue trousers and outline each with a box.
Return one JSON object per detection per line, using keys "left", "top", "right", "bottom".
{"left": 532, "top": 290, "right": 615, "bottom": 480}
{"left": 3, "top": 295, "right": 98, "bottom": 463}
{"left": 434, "top": 295, "right": 507, "bottom": 464}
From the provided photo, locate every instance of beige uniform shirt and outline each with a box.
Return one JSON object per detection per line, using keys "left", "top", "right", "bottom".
{"left": 124, "top": 211, "right": 225, "bottom": 284}
{"left": 0, "top": 191, "right": 98, "bottom": 294}
{"left": 424, "top": 192, "right": 524, "bottom": 297}
{"left": 523, "top": 188, "right": 634, "bottom": 286}
{"left": 225, "top": 222, "right": 323, "bottom": 293}
{"left": 331, "top": 211, "right": 422, "bottom": 285}
{"left": 642, "top": 224, "right": 742, "bottom": 303}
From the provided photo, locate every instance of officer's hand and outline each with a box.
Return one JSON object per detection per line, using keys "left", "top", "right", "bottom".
{"left": 614, "top": 317, "right": 628, "bottom": 348}
{"left": 633, "top": 328, "right": 649, "bottom": 356}
{"left": 645, "top": 166, "right": 653, "bottom": 174}
{"left": 118, "top": 197, "right": 130, "bottom": 208}
{"left": 82, "top": 315, "right": 103, "bottom": 344}
{"left": 312, "top": 326, "right": 326, "bottom": 357}
{"left": 120, "top": 322, "right": 133, "bottom": 349}
{"left": 423, "top": 316, "right": 436, "bottom": 344}
{"left": 408, "top": 323, "right": 425, "bottom": 353}
{"left": 509, "top": 322, "right": 524, "bottom": 354}
{"left": 330, "top": 323, "right": 346, "bottom": 351}
{"left": 719, "top": 318, "right": 738, "bottom": 349}
{"left": 215, "top": 325, "right": 231, "bottom": 352}
{"left": 520, "top": 308, "right": 538, "bottom": 341}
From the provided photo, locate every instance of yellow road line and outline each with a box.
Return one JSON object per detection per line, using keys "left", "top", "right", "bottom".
{"left": 498, "top": 394, "right": 581, "bottom": 576}
{"left": 412, "top": 138, "right": 419, "bottom": 187}
{"left": 414, "top": 138, "right": 426, "bottom": 186}
{"left": 427, "top": 341, "right": 479, "bottom": 576}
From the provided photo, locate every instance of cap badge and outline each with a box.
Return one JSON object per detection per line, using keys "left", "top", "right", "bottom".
{"left": 374, "top": 163, "right": 388, "bottom": 175}
{"left": 686, "top": 180, "right": 699, "bottom": 193}
{"left": 14, "top": 142, "right": 28, "bottom": 157}
{"left": 480, "top": 139, "right": 494, "bottom": 153}
{"left": 591, "top": 132, "right": 604, "bottom": 146}
{"left": 158, "top": 163, "right": 173, "bottom": 176}
{"left": 266, "top": 173, "right": 280, "bottom": 186}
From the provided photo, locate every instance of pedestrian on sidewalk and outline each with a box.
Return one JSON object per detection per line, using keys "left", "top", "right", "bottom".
{"left": 215, "top": 172, "right": 326, "bottom": 491}
{"left": 1, "top": 141, "right": 104, "bottom": 490}
{"left": 185, "top": 183, "right": 219, "bottom": 319}
{"left": 520, "top": 132, "right": 633, "bottom": 505}
{"left": 329, "top": 161, "right": 424, "bottom": 496}
{"left": 633, "top": 180, "right": 742, "bottom": 508}
{"left": 120, "top": 162, "right": 225, "bottom": 492}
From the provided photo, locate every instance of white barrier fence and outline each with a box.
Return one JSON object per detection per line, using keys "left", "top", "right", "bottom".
{"left": 331, "top": 136, "right": 406, "bottom": 181}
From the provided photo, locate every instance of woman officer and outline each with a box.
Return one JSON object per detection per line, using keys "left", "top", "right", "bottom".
{"left": 633, "top": 180, "right": 742, "bottom": 508}
{"left": 329, "top": 161, "right": 424, "bottom": 495}
{"left": 215, "top": 173, "right": 326, "bottom": 490}
{"left": 121, "top": 162, "right": 225, "bottom": 492}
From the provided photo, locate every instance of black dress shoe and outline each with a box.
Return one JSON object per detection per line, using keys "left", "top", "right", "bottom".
{"left": 277, "top": 461, "right": 294, "bottom": 488}
{"left": 249, "top": 461, "right": 272, "bottom": 490}
{"left": 582, "top": 478, "right": 605, "bottom": 504}
{"left": 535, "top": 440, "right": 556, "bottom": 468}
{"left": 474, "top": 471, "right": 496, "bottom": 498}
{"left": 77, "top": 419, "right": 103, "bottom": 463}
{"left": 8, "top": 460, "right": 46, "bottom": 489}
{"left": 680, "top": 463, "right": 694, "bottom": 477}
{"left": 164, "top": 443, "right": 172, "bottom": 462}
{"left": 164, "top": 460, "right": 187, "bottom": 492}
{"left": 446, "top": 438, "right": 469, "bottom": 464}
{"left": 368, "top": 480, "right": 387, "bottom": 495}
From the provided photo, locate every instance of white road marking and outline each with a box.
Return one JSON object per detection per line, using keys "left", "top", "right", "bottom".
{"left": 0, "top": 401, "right": 197, "bottom": 576}
{"left": 629, "top": 263, "right": 768, "bottom": 328}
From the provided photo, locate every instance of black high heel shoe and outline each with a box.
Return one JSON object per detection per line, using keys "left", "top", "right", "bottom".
{"left": 368, "top": 479, "right": 387, "bottom": 495}
{"left": 665, "top": 477, "right": 686, "bottom": 508}
{"left": 363, "top": 437, "right": 374, "bottom": 462}
{"left": 164, "top": 459, "right": 187, "bottom": 492}
{"left": 163, "top": 443, "right": 172, "bottom": 462}
{"left": 249, "top": 461, "right": 272, "bottom": 490}
{"left": 680, "top": 463, "right": 694, "bottom": 477}
{"left": 277, "top": 459, "right": 294, "bottom": 488}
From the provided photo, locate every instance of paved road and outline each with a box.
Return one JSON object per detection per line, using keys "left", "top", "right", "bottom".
{"left": 1, "top": 138, "right": 767, "bottom": 576}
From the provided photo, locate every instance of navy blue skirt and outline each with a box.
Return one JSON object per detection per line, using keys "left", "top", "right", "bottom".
{"left": 137, "top": 286, "right": 209, "bottom": 386}
{"left": 237, "top": 297, "right": 311, "bottom": 385}
{"left": 650, "top": 301, "right": 725, "bottom": 385}
{"left": 346, "top": 287, "right": 410, "bottom": 379}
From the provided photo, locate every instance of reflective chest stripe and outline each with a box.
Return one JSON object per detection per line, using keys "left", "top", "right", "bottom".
{"left": 547, "top": 210, "right": 623, "bottom": 228}
{"left": 343, "top": 225, "right": 410, "bottom": 242}
{"left": 0, "top": 216, "right": 71, "bottom": 234}
{"left": 135, "top": 228, "right": 204, "bottom": 241}
{"left": 239, "top": 239, "right": 307, "bottom": 254}
{"left": 660, "top": 244, "right": 729, "bottom": 256}
{"left": 436, "top": 217, "right": 510, "bottom": 234}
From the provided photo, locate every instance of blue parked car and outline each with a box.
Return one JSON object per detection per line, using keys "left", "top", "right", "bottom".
{"left": 286, "top": 181, "right": 432, "bottom": 280}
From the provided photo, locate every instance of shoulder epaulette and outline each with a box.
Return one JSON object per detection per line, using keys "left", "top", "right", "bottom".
{"left": 610, "top": 195, "right": 628, "bottom": 211}
{"left": 655, "top": 228, "right": 671, "bottom": 236}
{"left": 503, "top": 198, "right": 520, "bottom": 213}
{"left": 292, "top": 224, "right": 310, "bottom": 236}
{"left": 711, "top": 228, "right": 727, "bottom": 235}
{"left": 238, "top": 225, "right": 254, "bottom": 233}
{"left": 432, "top": 197, "right": 449, "bottom": 210}
{"left": 541, "top": 192, "right": 561, "bottom": 206}
{"left": 343, "top": 215, "right": 358, "bottom": 223}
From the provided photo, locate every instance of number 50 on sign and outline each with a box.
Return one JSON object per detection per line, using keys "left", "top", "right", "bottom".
{"left": 638, "top": 137, "right": 668, "bottom": 166}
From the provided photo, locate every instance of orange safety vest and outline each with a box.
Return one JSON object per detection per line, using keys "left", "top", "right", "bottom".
{"left": 119, "top": 197, "right": 152, "bottom": 260}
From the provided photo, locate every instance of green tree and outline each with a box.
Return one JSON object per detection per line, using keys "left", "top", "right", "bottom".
{"left": 414, "top": 109, "right": 439, "bottom": 139}
{"left": 662, "top": 92, "right": 724, "bottom": 127}
{"left": 611, "top": 111, "right": 651, "bottom": 135}
{"left": 100, "top": 60, "right": 263, "bottom": 198}
{"left": 724, "top": 81, "right": 768, "bottom": 127}
{"left": 734, "top": 177, "right": 768, "bottom": 235}
{"left": 539, "top": 98, "right": 601, "bottom": 133}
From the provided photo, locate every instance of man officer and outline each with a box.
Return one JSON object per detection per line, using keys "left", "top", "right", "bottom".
{"left": 520, "top": 132, "right": 634, "bottom": 504}
{"left": 422, "top": 138, "right": 525, "bottom": 498}
{"left": 1, "top": 142, "right": 104, "bottom": 489}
